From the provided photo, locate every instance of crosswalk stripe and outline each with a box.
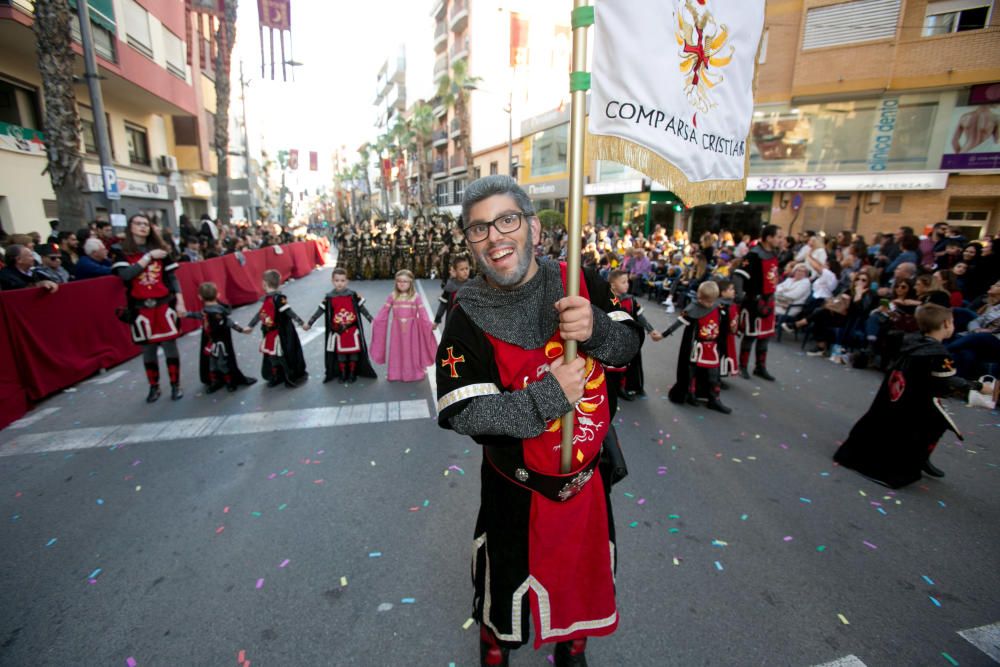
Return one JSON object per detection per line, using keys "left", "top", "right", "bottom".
{"left": 811, "top": 657, "right": 868, "bottom": 667}
{"left": 84, "top": 370, "right": 130, "bottom": 385}
{"left": 0, "top": 400, "right": 431, "bottom": 458}
{"left": 959, "top": 622, "right": 1000, "bottom": 662}
{"left": 6, "top": 407, "right": 61, "bottom": 430}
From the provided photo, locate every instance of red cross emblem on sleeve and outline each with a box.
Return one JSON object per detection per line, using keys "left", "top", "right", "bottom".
{"left": 441, "top": 346, "right": 466, "bottom": 379}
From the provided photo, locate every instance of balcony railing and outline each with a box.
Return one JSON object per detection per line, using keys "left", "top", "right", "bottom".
{"left": 432, "top": 129, "right": 449, "bottom": 146}
{"left": 449, "top": 0, "right": 467, "bottom": 31}
{"left": 434, "top": 20, "right": 447, "bottom": 52}
{"left": 450, "top": 36, "right": 469, "bottom": 61}
{"left": 449, "top": 153, "right": 467, "bottom": 172}
{"left": 450, "top": 117, "right": 462, "bottom": 138}
{"left": 432, "top": 158, "right": 447, "bottom": 176}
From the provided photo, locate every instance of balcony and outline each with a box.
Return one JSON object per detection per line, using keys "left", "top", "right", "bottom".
{"left": 434, "top": 20, "right": 447, "bottom": 52}
{"left": 432, "top": 158, "right": 447, "bottom": 178}
{"left": 450, "top": 35, "right": 468, "bottom": 62}
{"left": 432, "top": 129, "right": 449, "bottom": 147}
{"left": 431, "top": 95, "right": 447, "bottom": 118}
{"left": 431, "top": 0, "right": 446, "bottom": 20}
{"left": 449, "top": 153, "right": 467, "bottom": 174}
{"left": 433, "top": 53, "right": 448, "bottom": 81}
{"left": 449, "top": 117, "right": 462, "bottom": 139}
{"left": 449, "top": 0, "right": 467, "bottom": 32}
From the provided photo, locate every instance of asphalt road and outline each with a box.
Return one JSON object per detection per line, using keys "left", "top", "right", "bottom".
{"left": 1, "top": 263, "right": 997, "bottom": 667}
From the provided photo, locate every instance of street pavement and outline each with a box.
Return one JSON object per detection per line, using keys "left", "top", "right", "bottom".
{"left": 1, "top": 262, "right": 998, "bottom": 667}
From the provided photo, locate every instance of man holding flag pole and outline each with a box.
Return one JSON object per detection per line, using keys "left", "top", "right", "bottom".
{"left": 436, "top": 1, "right": 764, "bottom": 664}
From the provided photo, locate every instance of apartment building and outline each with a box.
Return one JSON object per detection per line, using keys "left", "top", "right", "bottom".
{"left": 587, "top": 0, "right": 1000, "bottom": 240}
{"left": 0, "top": 0, "right": 221, "bottom": 236}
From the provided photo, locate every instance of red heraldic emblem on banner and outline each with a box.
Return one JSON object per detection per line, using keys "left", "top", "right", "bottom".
{"left": 258, "top": 0, "right": 290, "bottom": 30}
{"left": 588, "top": 0, "right": 766, "bottom": 206}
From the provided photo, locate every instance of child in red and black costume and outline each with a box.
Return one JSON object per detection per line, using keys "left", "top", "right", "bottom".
{"left": 606, "top": 269, "right": 655, "bottom": 401}
{"left": 184, "top": 282, "right": 257, "bottom": 393}
{"left": 716, "top": 279, "right": 741, "bottom": 382}
{"left": 245, "top": 269, "right": 308, "bottom": 388}
{"left": 304, "top": 267, "right": 377, "bottom": 384}
{"left": 654, "top": 281, "right": 733, "bottom": 414}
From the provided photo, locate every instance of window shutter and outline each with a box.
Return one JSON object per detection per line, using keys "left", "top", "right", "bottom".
{"left": 802, "top": 0, "right": 901, "bottom": 50}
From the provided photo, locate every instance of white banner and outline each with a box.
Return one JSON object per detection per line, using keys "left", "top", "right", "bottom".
{"left": 588, "top": 0, "right": 766, "bottom": 204}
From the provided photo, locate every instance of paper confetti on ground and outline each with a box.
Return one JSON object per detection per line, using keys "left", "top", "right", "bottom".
{"left": 941, "top": 652, "right": 959, "bottom": 666}
{"left": 462, "top": 617, "right": 475, "bottom": 630}
{"left": 837, "top": 613, "right": 850, "bottom": 625}
{"left": 340, "top": 576, "right": 348, "bottom": 587}
{"left": 863, "top": 540, "right": 878, "bottom": 550}
{"left": 255, "top": 578, "right": 264, "bottom": 589}
{"left": 125, "top": 658, "right": 137, "bottom": 667}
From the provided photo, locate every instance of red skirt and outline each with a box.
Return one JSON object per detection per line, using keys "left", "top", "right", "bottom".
{"left": 131, "top": 303, "right": 181, "bottom": 344}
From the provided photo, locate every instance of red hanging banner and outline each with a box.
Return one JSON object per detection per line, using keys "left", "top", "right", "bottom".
{"left": 258, "top": 0, "right": 291, "bottom": 30}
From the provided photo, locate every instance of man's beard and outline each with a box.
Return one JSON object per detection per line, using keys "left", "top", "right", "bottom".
{"left": 474, "top": 238, "right": 533, "bottom": 288}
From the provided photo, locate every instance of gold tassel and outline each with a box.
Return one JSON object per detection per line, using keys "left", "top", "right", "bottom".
{"left": 586, "top": 133, "right": 749, "bottom": 207}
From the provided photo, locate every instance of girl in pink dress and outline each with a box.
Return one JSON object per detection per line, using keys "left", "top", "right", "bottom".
{"left": 371, "top": 270, "right": 438, "bottom": 382}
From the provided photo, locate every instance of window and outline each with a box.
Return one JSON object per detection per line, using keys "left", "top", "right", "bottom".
{"left": 802, "top": 0, "right": 900, "bottom": 49}
{"left": 472, "top": 166, "right": 481, "bottom": 179}
{"left": 124, "top": 0, "right": 153, "bottom": 58}
{"left": 163, "top": 29, "right": 187, "bottom": 79}
{"left": 531, "top": 123, "right": 569, "bottom": 177}
{"left": 0, "top": 77, "right": 40, "bottom": 129}
{"left": 436, "top": 182, "right": 450, "bottom": 206}
{"left": 489, "top": 161, "right": 498, "bottom": 175}
{"left": 884, "top": 195, "right": 903, "bottom": 213}
{"left": 453, "top": 178, "right": 466, "bottom": 202}
{"left": 125, "top": 123, "right": 150, "bottom": 166}
{"left": 923, "top": 0, "right": 992, "bottom": 36}
{"left": 79, "top": 106, "right": 113, "bottom": 157}
{"left": 70, "top": 15, "right": 116, "bottom": 62}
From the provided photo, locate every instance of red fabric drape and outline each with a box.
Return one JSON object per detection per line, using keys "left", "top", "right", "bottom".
{"left": 0, "top": 241, "right": 326, "bottom": 429}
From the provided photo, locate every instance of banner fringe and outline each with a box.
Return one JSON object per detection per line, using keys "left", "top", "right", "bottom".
{"left": 586, "top": 134, "right": 747, "bottom": 207}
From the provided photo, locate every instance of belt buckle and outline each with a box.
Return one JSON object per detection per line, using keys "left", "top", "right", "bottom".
{"left": 558, "top": 468, "right": 594, "bottom": 502}
{"left": 143, "top": 299, "right": 157, "bottom": 308}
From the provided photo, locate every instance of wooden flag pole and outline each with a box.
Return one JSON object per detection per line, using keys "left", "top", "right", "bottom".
{"left": 560, "top": 0, "right": 592, "bottom": 474}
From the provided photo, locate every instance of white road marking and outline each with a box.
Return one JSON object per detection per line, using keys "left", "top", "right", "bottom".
{"left": 0, "top": 400, "right": 431, "bottom": 458}
{"left": 959, "top": 622, "right": 1000, "bottom": 662}
{"left": 810, "top": 656, "right": 868, "bottom": 667}
{"left": 300, "top": 327, "right": 325, "bottom": 347}
{"left": 416, "top": 280, "right": 443, "bottom": 411}
{"left": 6, "top": 407, "right": 61, "bottom": 430}
{"left": 84, "top": 370, "right": 129, "bottom": 385}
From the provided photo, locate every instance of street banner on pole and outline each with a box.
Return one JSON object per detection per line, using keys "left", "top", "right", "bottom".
{"left": 309, "top": 151, "right": 318, "bottom": 171}
{"left": 588, "top": 0, "right": 766, "bottom": 206}
{"left": 288, "top": 149, "right": 299, "bottom": 170}
{"left": 510, "top": 12, "right": 529, "bottom": 67}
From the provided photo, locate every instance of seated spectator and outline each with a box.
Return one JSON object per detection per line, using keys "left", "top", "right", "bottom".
{"left": 945, "top": 280, "right": 1000, "bottom": 378}
{"left": 33, "top": 243, "right": 71, "bottom": 283}
{"left": 182, "top": 236, "right": 202, "bottom": 262}
{"left": 935, "top": 269, "right": 965, "bottom": 307}
{"left": 878, "top": 261, "right": 918, "bottom": 295}
{"left": 865, "top": 279, "right": 920, "bottom": 368}
{"left": 775, "top": 264, "right": 811, "bottom": 320}
{"left": 936, "top": 239, "right": 964, "bottom": 271}
{"left": 74, "top": 238, "right": 113, "bottom": 279}
{"left": 0, "top": 245, "right": 58, "bottom": 292}
{"left": 884, "top": 233, "right": 920, "bottom": 277}
{"left": 914, "top": 274, "right": 952, "bottom": 307}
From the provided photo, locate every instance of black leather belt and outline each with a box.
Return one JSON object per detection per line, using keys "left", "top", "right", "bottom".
{"left": 484, "top": 444, "right": 600, "bottom": 503}
{"left": 136, "top": 296, "right": 173, "bottom": 309}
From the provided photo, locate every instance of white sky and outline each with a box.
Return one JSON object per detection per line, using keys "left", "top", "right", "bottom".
{"left": 233, "top": 0, "right": 435, "bottom": 170}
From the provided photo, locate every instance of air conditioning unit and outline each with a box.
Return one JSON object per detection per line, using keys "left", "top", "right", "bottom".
{"left": 158, "top": 154, "right": 178, "bottom": 173}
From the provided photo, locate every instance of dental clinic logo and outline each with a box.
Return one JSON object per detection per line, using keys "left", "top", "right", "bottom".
{"left": 675, "top": 0, "right": 734, "bottom": 115}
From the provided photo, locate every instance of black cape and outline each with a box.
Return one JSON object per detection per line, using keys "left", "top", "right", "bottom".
{"left": 322, "top": 289, "right": 377, "bottom": 381}
{"left": 667, "top": 302, "right": 717, "bottom": 404}
{"left": 833, "top": 335, "right": 963, "bottom": 488}
{"left": 197, "top": 304, "right": 253, "bottom": 386}
{"left": 261, "top": 293, "right": 308, "bottom": 383}
{"left": 585, "top": 268, "right": 644, "bottom": 416}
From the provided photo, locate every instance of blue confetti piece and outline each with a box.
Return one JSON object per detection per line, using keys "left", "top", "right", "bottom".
{"left": 11, "top": 514, "right": 19, "bottom": 522}
{"left": 369, "top": 551, "right": 382, "bottom": 558}
{"left": 799, "top": 497, "right": 812, "bottom": 504}
{"left": 87, "top": 568, "right": 102, "bottom": 580}
{"left": 877, "top": 507, "right": 887, "bottom": 515}
{"left": 96, "top": 498, "right": 104, "bottom": 505}
{"left": 938, "top": 501, "right": 947, "bottom": 507}
{"left": 922, "top": 575, "right": 935, "bottom": 585}
{"left": 45, "top": 538, "right": 57, "bottom": 547}
{"left": 714, "top": 561, "right": 724, "bottom": 571}
{"left": 740, "top": 514, "right": 748, "bottom": 521}
{"left": 929, "top": 596, "right": 941, "bottom": 607}
{"left": 400, "top": 597, "right": 416, "bottom": 604}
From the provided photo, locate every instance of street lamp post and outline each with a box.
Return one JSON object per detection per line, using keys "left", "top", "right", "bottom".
{"left": 238, "top": 61, "right": 257, "bottom": 226}
{"left": 75, "top": 0, "right": 118, "bottom": 218}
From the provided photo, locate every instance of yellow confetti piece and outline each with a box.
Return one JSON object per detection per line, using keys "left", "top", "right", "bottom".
{"left": 672, "top": 557, "right": 680, "bottom": 566}
{"left": 576, "top": 449, "right": 584, "bottom": 463}
{"left": 340, "top": 576, "right": 348, "bottom": 587}
{"left": 443, "top": 470, "right": 449, "bottom": 477}
{"left": 837, "top": 613, "right": 850, "bottom": 625}
{"left": 404, "top": 448, "right": 411, "bottom": 454}
{"left": 371, "top": 461, "right": 377, "bottom": 467}
{"left": 462, "top": 617, "right": 475, "bottom": 630}
{"left": 135, "top": 485, "right": 141, "bottom": 492}
{"left": 732, "top": 458, "right": 742, "bottom": 463}
{"left": 859, "top": 490, "right": 867, "bottom": 497}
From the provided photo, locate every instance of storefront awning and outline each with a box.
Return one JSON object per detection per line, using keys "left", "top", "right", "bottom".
{"left": 69, "top": 0, "right": 117, "bottom": 34}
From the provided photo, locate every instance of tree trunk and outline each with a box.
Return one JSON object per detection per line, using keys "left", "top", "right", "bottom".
{"left": 214, "top": 0, "right": 238, "bottom": 227}
{"left": 458, "top": 94, "right": 473, "bottom": 180}
{"left": 33, "top": 0, "right": 87, "bottom": 229}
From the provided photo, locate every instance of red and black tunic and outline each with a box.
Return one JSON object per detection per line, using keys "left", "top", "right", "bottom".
{"left": 735, "top": 245, "right": 780, "bottom": 338}
{"left": 111, "top": 245, "right": 182, "bottom": 344}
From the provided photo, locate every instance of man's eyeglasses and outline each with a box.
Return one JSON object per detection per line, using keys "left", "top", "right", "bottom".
{"left": 462, "top": 212, "right": 528, "bottom": 244}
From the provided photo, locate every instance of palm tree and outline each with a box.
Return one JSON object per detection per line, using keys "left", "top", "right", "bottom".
{"left": 373, "top": 131, "right": 394, "bottom": 218}
{"left": 32, "top": 0, "right": 87, "bottom": 228}
{"left": 389, "top": 118, "right": 414, "bottom": 211}
{"left": 407, "top": 101, "right": 436, "bottom": 209}
{"left": 357, "top": 142, "right": 374, "bottom": 212}
{"left": 436, "top": 58, "right": 481, "bottom": 180}
{"left": 213, "top": 0, "right": 238, "bottom": 227}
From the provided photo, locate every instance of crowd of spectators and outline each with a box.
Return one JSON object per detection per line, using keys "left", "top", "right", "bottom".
{"left": 539, "top": 220, "right": 1000, "bottom": 382}
{"left": 0, "top": 213, "right": 312, "bottom": 292}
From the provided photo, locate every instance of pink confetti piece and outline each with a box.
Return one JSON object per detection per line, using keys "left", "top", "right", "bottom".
{"left": 637, "top": 498, "right": 646, "bottom": 505}
{"left": 267, "top": 473, "right": 277, "bottom": 480}
{"left": 131, "top": 460, "right": 141, "bottom": 467}
{"left": 313, "top": 480, "right": 325, "bottom": 485}
{"left": 223, "top": 506, "right": 230, "bottom": 513}
{"left": 215, "top": 526, "right": 225, "bottom": 535}
{"left": 278, "top": 559, "right": 290, "bottom": 568}
{"left": 783, "top": 536, "right": 793, "bottom": 542}
{"left": 863, "top": 540, "right": 878, "bottom": 550}
{"left": 126, "top": 658, "right": 137, "bottom": 667}
{"left": 255, "top": 578, "right": 264, "bottom": 589}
